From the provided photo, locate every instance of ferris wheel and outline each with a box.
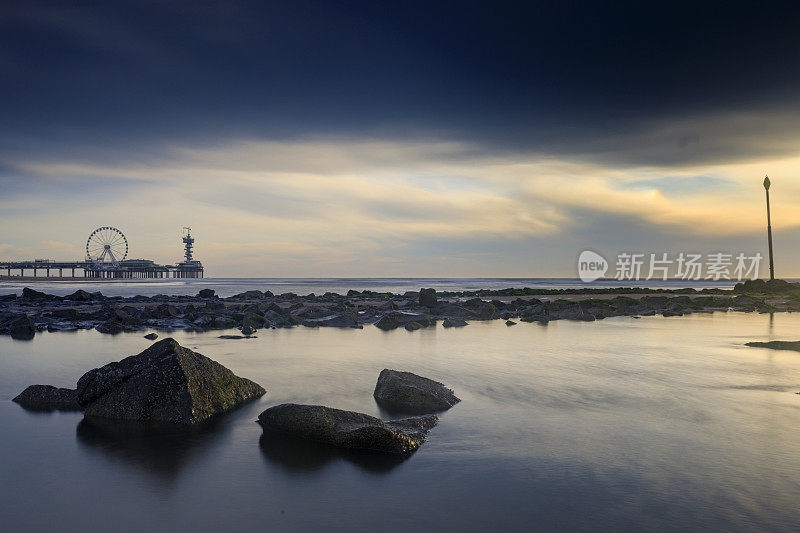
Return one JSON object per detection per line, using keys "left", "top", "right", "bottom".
{"left": 86, "top": 227, "right": 128, "bottom": 267}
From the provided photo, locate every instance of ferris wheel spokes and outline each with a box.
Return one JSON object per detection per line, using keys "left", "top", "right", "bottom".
{"left": 86, "top": 226, "right": 128, "bottom": 267}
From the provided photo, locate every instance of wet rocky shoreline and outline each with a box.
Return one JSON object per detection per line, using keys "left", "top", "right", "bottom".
{"left": 0, "top": 279, "right": 798, "bottom": 340}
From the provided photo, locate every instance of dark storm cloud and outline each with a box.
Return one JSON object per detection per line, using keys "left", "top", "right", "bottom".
{"left": 3, "top": 0, "right": 800, "bottom": 166}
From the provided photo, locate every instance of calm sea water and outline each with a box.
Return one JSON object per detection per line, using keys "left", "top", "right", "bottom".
{"left": 0, "top": 277, "right": 739, "bottom": 298}
{"left": 1, "top": 312, "right": 800, "bottom": 531}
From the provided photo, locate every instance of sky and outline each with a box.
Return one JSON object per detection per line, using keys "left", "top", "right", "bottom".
{"left": 2, "top": 1, "right": 800, "bottom": 277}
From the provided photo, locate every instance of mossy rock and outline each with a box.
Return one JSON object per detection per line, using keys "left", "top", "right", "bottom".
{"left": 76, "top": 338, "right": 265, "bottom": 424}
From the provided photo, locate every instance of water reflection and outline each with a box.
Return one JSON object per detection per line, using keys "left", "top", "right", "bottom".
{"left": 2, "top": 312, "right": 800, "bottom": 531}
{"left": 258, "top": 430, "right": 407, "bottom": 474}
{"left": 375, "top": 404, "right": 430, "bottom": 418}
{"left": 75, "top": 414, "right": 235, "bottom": 482}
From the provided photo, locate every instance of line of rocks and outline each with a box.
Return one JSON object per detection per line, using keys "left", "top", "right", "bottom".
{"left": 0, "top": 284, "right": 795, "bottom": 339}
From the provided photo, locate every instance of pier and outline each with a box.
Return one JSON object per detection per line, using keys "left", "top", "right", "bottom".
{"left": 0, "top": 259, "right": 203, "bottom": 279}
{"left": 0, "top": 227, "right": 204, "bottom": 280}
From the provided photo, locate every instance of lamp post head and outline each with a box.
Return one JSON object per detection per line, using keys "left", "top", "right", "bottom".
{"left": 764, "top": 175, "right": 771, "bottom": 190}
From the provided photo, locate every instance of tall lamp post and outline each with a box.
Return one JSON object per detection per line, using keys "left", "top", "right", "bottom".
{"left": 764, "top": 175, "right": 775, "bottom": 280}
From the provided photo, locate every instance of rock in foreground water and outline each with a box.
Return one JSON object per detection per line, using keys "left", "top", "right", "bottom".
{"left": 257, "top": 403, "right": 437, "bottom": 455}
{"left": 13, "top": 385, "right": 82, "bottom": 411}
{"left": 373, "top": 369, "right": 460, "bottom": 413}
{"left": 76, "top": 338, "right": 265, "bottom": 424}
{"left": 745, "top": 340, "right": 800, "bottom": 352}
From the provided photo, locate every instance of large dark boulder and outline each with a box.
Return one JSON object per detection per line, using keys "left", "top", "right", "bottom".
{"left": 76, "top": 338, "right": 266, "bottom": 424}
{"left": 257, "top": 403, "right": 437, "bottom": 455}
{"left": 419, "top": 288, "right": 438, "bottom": 308}
{"left": 197, "top": 289, "right": 216, "bottom": 298}
{"left": 373, "top": 369, "right": 460, "bottom": 414}
{"left": 13, "top": 385, "right": 81, "bottom": 411}
{"left": 9, "top": 315, "right": 36, "bottom": 339}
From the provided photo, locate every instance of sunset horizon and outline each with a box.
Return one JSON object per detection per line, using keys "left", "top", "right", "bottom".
{"left": 3, "top": 2, "right": 800, "bottom": 277}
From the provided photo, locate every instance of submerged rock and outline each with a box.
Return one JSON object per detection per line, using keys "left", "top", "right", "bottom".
{"left": 745, "top": 340, "right": 800, "bottom": 352}
{"left": 505, "top": 320, "right": 517, "bottom": 326}
{"left": 144, "top": 333, "right": 158, "bottom": 340}
{"left": 257, "top": 403, "right": 437, "bottom": 455}
{"left": 373, "top": 369, "right": 460, "bottom": 414}
{"left": 442, "top": 317, "right": 468, "bottom": 328}
{"left": 13, "top": 385, "right": 82, "bottom": 411}
{"left": 76, "top": 338, "right": 265, "bottom": 424}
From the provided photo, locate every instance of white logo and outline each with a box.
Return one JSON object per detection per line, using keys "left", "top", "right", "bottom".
{"left": 578, "top": 250, "right": 608, "bottom": 282}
